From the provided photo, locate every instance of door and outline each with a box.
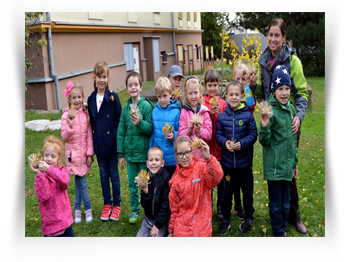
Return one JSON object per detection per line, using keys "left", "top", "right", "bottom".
{"left": 133, "top": 47, "right": 140, "bottom": 74}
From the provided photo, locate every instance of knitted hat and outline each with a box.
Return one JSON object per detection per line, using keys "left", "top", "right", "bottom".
{"left": 271, "top": 65, "right": 291, "bottom": 93}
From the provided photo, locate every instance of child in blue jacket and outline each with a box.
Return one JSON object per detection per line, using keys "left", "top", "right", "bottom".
{"left": 216, "top": 80, "right": 257, "bottom": 235}
{"left": 149, "top": 76, "right": 180, "bottom": 177}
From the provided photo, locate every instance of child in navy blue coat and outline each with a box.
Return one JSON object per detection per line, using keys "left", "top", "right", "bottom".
{"left": 216, "top": 80, "right": 257, "bottom": 235}
{"left": 87, "top": 61, "right": 123, "bottom": 222}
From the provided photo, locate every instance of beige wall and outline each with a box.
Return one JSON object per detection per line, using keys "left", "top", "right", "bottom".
{"left": 26, "top": 12, "right": 203, "bottom": 110}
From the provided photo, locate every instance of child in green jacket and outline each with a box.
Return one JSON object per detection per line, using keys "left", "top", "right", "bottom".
{"left": 117, "top": 72, "right": 155, "bottom": 224}
{"left": 258, "top": 65, "right": 298, "bottom": 237}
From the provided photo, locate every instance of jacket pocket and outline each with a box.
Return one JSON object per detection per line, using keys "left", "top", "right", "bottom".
{"left": 274, "top": 147, "right": 277, "bottom": 175}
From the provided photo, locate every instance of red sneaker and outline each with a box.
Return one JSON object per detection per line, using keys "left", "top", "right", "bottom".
{"left": 110, "top": 206, "right": 121, "bottom": 221}
{"left": 100, "top": 205, "right": 112, "bottom": 221}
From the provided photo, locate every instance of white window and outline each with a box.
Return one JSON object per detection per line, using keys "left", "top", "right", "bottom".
{"left": 153, "top": 39, "right": 160, "bottom": 73}
{"left": 124, "top": 43, "right": 133, "bottom": 71}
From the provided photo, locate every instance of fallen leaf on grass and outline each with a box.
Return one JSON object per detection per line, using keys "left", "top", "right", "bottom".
{"left": 263, "top": 228, "right": 267, "bottom": 234}
{"left": 89, "top": 174, "right": 93, "bottom": 177}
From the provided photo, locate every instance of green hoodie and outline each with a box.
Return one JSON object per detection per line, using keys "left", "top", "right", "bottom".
{"left": 117, "top": 96, "right": 155, "bottom": 162}
{"left": 258, "top": 94, "right": 298, "bottom": 181}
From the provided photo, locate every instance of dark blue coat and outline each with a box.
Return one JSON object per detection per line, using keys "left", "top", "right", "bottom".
{"left": 216, "top": 102, "right": 257, "bottom": 169}
{"left": 87, "top": 88, "right": 122, "bottom": 158}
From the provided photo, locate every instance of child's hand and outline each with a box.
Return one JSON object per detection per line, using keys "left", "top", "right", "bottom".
{"left": 119, "top": 157, "right": 126, "bottom": 170}
{"left": 198, "top": 139, "right": 210, "bottom": 160}
{"left": 37, "top": 161, "right": 49, "bottom": 172}
{"left": 165, "top": 132, "right": 174, "bottom": 140}
{"left": 87, "top": 156, "right": 93, "bottom": 167}
{"left": 233, "top": 141, "right": 241, "bottom": 151}
{"left": 29, "top": 162, "right": 40, "bottom": 173}
{"left": 67, "top": 116, "right": 75, "bottom": 128}
{"left": 250, "top": 73, "right": 258, "bottom": 88}
{"left": 210, "top": 105, "right": 220, "bottom": 116}
{"left": 150, "top": 225, "right": 160, "bottom": 237}
{"left": 130, "top": 113, "right": 140, "bottom": 126}
{"left": 260, "top": 110, "right": 270, "bottom": 127}
{"left": 293, "top": 168, "right": 298, "bottom": 178}
{"left": 138, "top": 183, "right": 149, "bottom": 194}
{"left": 225, "top": 140, "right": 234, "bottom": 152}
{"left": 194, "top": 122, "right": 202, "bottom": 133}
{"left": 167, "top": 233, "right": 173, "bottom": 237}
{"left": 292, "top": 116, "right": 300, "bottom": 134}
{"left": 188, "top": 121, "right": 194, "bottom": 133}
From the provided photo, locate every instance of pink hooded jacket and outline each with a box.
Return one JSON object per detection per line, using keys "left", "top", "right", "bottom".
{"left": 61, "top": 107, "right": 94, "bottom": 176}
{"left": 178, "top": 104, "right": 212, "bottom": 159}
{"left": 35, "top": 165, "right": 73, "bottom": 236}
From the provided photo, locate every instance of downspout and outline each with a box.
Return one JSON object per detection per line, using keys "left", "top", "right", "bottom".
{"left": 46, "top": 12, "right": 61, "bottom": 110}
{"left": 172, "top": 12, "right": 177, "bottom": 65}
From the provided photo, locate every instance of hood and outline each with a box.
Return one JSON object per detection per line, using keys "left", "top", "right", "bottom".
{"left": 267, "top": 93, "right": 291, "bottom": 109}
{"left": 156, "top": 99, "right": 180, "bottom": 111}
{"left": 224, "top": 101, "right": 248, "bottom": 115}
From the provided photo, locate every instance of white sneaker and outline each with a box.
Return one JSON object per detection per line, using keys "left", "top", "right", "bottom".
{"left": 85, "top": 209, "right": 93, "bottom": 223}
{"left": 75, "top": 210, "right": 82, "bottom": 223}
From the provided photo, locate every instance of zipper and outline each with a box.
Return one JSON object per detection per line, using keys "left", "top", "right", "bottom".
{"left": 232, "top": 109, "right": 236, "bottom": 169}
{"left": 152, "top": 178, "right": 157, "bottom": 216}
{"left": 78, "top": 110, "right": 83, "bottom": 167}
{"left": 274, "top": 147, "right": 277, "bottom": 175}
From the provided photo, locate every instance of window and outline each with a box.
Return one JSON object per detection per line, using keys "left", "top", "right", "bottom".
{"left": 161, "top": 51, "right": 167, "bottom": 64}
{"left": 153, "top": 39, "right": 160, "bottom": 73}
{"left": 124, "top": 43, "right": 133, "bottom": 71}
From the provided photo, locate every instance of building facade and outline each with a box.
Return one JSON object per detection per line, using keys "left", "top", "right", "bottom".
{"left": 25, "top": 12, "right": 203, "bottom": 110}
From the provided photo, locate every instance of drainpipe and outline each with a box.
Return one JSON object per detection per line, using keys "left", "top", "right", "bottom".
{"left": 172, "top": 12, "right": 177, "bottom": 65}
{"left": 46, "top": 12, "right": 61, "bottom": 110}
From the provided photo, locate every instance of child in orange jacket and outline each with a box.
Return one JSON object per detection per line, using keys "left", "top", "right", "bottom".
{"left": 168, "top": 135, "right": 223, "bottom": 237}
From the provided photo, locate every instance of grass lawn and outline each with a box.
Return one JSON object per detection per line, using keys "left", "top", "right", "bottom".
{"left": 25, "top": 77, "right": 325, "bottom": 237}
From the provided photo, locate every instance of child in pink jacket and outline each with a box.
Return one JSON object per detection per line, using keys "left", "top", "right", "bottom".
{"left": 178, "top": 76, "right": 212, "bottom": 159}
{"left": 61, "top": 81, "right": 94, "bottom": 223}
{"left": 30, "top": 136, "right": 74, "bottom": 237}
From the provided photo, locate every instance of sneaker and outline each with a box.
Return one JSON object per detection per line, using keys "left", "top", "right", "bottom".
{"left": 74, "top": 210, "right": 82, "bottom": 223}
{"left": 233, "top": 207, "right": 246, "bottom": 220}
{"left": 100, "top": 205, "right": 112, "bottom": 221}
{"left": 129, "top": 212, "right": 139, "bottom": 224}
{"left": 110, "top": 206, "right": 121, "bottom": 221}
{"left": 85, "top": 209, "right": 93, "bottom": 223}
{"left": 218, "top": 219, "right": 230, "bottom": 235}
{"left": 239, "top": 218, "right": 253, "bottom": 234}
{"left": 217, "top": 206, "right": 223, "bottom": 221}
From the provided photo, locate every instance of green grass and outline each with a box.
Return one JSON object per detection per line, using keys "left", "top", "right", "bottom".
{"left": 25, "top": 77, "right": 325, "bottom": 237}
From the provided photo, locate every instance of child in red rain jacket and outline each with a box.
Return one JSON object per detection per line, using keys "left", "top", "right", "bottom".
{"left": 168, "top": 135, "right": 223, "bottom": 237}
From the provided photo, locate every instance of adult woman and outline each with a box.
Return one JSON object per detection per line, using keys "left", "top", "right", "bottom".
{"left": 251, "top": 18, "right": 308, "bottom": 234}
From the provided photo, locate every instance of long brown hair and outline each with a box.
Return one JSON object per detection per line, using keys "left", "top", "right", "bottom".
{"left": 93, "top": 61, "right": 114, "bottom": 102}
{"left": 268, "top": 18, "right": 291, "bottom": 48}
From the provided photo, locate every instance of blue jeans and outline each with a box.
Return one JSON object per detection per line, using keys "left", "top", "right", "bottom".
{"left": 97, "top": 153, "right": 121, "bottom": 207}
{"left": 75, "top": 175, "right": 91, "bottom": 210}
{"left": 267, "top": 180, "right": 290, "bottom": 237}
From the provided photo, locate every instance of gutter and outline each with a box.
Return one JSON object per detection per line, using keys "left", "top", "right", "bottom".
{"left": 172, "top": 12, "right": 177, "bottom": 64}
{"left": 46, "top": 12, "right": 61, "bottom": 110}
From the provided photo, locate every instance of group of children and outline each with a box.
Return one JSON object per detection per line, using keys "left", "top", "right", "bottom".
{"left": 30, "top": 60, "right": 298, "bottom": 238}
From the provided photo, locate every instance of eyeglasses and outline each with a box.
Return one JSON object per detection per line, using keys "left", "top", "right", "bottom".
{"left": 175, "top": 149, "right": 193, "bottom": 159}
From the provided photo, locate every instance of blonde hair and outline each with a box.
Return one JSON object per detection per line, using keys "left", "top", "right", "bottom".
{"left": 155, "top": 76, "right": 173, "bottom": 95}
{"left": 67, "top": 82, "right": 90, "bottom": 126}
{"left": 233, "top": 62, "right": 250, "bottom": 79}
{"left": 148, "top": 146, "right": 164, "bottom": 160}
{"left": 183, "top": 77, "right": 203, "bottom": 106}
{"left": 93, "top": 61, "right": 114, "bottom": 102}
{"left": 43, "top": 136, "right": 64, "bottom": 166}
